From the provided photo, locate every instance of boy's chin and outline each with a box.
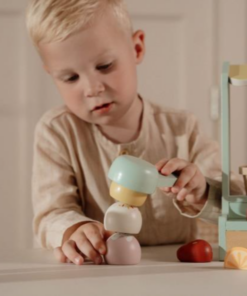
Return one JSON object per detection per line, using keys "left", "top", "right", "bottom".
{"left": 70, "top": 111, "right": 113, "bottom": 126}
{"left": 79, "top": 115, "right": 115, "bottom": 126}
{"left": 93, "top": 117, "right": 116, "bottom": 126}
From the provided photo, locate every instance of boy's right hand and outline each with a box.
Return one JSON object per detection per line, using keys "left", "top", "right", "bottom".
{"left": 54, "top": 222, "right": 113, "bottom": 265}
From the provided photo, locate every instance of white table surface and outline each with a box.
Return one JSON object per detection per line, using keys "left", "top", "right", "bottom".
{"left": 0, "top": 244, "right": 246, "bottom": 296}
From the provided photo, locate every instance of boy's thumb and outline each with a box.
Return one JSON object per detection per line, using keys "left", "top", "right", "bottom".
{"left": 95, "top": 222, "right": 114, "bottom": 239}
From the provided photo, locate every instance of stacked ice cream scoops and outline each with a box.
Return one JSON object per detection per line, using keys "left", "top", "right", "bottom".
{"left": 103, "top": 193, "right": 144, "bottom": 265}
{"left": 103, "top": 155, "right": 177, "bottom": 265}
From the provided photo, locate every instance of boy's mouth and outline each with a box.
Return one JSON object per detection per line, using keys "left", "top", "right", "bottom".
{"left": 92, "top": 102, "right": 113, "bottom": 112}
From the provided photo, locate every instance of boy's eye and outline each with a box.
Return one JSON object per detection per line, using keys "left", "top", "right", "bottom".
{"left": 66, "top": 74, "right": 79, "bottom": 82}
{"left": 96, "top": 63, "right": 112, "bottom": 71}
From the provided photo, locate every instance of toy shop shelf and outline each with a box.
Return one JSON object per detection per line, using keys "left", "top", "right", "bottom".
{"left": 229, "top": 65, "right": 247, "bottom": 86}
{"left": 226, "top": 220, "right": 247, "bottom": 230}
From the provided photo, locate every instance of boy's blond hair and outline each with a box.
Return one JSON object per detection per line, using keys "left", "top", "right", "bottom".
{"left": 26, "top": 0, "right": 133, "bottom": 49}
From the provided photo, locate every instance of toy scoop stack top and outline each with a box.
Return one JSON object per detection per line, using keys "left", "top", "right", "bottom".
{"left": 103, "top": 155, "right": 177, "bottom": 265}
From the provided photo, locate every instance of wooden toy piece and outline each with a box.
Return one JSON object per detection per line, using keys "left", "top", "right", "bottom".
{"left": 110, "top": 182, "right": 147, "bottom": 206}
{"left": 239, "top": 166, "right": 247, "bottom": 195}
{"left": 108, "top": 155, "right": 177, "bottom": 196}
{"left": 229, "top": 64, "right": 247, "bottom": 86}
{"left": 104, "top": 233, "right": 141, "bottom": 265}
{"left": 104, "top": 201, "right": 142, "bottom": 234}
{"left": 108, "top": 155, "right": 177, "bottom": 207}
{"left": 105, "top": 155, "right": 178, "bottom": 265}
{"left": 219, "top": 62, "right": 247, "bottom": 261}
{"left": 224, "top": 247, "right": 247, "bottom": 270}
{"left": 226, "top": 231, "right": 247, "bottom": 250}
{"left": 177, "top": 239, "right": 213, "bottom": 263}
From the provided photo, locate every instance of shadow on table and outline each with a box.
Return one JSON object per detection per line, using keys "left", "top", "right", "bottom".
{"left": 0, "top": 245, "right": 222, "bottom": 284}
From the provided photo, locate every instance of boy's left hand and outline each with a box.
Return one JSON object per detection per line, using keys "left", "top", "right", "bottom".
{"left": 155, "top": 158, "right": 208, "bottom": 205}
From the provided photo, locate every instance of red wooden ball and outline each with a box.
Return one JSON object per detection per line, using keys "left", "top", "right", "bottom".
{"left": 177, "top": 239, "right": 213, "bottom": 262}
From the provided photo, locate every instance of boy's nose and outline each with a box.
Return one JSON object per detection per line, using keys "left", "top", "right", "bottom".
{"left": 83, "top": 77, "right": 105, "bottom": 98}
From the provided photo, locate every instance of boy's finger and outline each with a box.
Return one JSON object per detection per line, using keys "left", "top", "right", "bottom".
{"left": 54, "top": 247, "right": 67, "bottom": 263}
{"left": 89, "top": 222, "right": 114, "bottom": 245}
{"left": 160, "top": 158, "right": 188, "bottom": 175}
{"left": 84, "top": 227, "right": 107, "bottom": 255}
{"left": 104, "top": 230, "right": 114, "bottom": 240}
{"left": 173, "top": 166, "right": 197, "bottom": 190}
{"left": 75, "top": 235, "right": 103, "bottom": 264}
{"left": 184, "top": 171, "right": 207, "bottom": 197}
{"left": 155, "top": 158, "right": 169, "bottom": 172}
{"left": 160, "top": 186, "right": 171, "bottom": 192}
{"left": 62, "top": 240, "right": 84, "bottom": 265}
{"left": 176, "top": 188, "right": 189, "bottom": 201}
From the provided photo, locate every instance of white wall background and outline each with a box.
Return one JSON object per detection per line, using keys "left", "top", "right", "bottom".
{"left": 0, "top": 0, "right": 247, "bottom": 249}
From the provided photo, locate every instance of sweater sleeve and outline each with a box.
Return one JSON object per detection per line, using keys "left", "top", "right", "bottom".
{"left": 172, "top": 113, "right": 245, "bottom": 223}
{"left": 32, "top": 120, "right": 97, "bottom": 249}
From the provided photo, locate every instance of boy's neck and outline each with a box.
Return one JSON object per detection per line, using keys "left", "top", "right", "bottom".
{"left": 97, "top": 96, "right": 143, "bottom": 144}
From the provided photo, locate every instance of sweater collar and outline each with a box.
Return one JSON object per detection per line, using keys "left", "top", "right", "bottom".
{"left": 91, "top": 96, "right": 151, "bottom": 157}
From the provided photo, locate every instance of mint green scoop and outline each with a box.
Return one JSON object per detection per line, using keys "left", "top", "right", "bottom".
{"left": 108, "top": 155, "right": 177, "bottom": 194}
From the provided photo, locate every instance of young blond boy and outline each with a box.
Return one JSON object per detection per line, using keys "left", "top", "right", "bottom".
{"left": 26, "top": 0, "right": 243, "bottom": 266}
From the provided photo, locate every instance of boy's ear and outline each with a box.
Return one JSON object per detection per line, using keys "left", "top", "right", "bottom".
{"left": 132, "top": 30, "right": 145, "bottom": 64}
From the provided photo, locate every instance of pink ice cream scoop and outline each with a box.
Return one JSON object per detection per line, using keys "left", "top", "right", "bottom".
{"left": 104, "top": 233, "right": 141, "bottom": 265}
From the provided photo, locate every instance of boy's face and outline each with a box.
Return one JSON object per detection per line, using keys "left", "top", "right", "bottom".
{"left": 39, "top": 9, "right": 145, "bottom": 126}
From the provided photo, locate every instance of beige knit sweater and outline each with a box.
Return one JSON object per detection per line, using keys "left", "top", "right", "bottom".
{"left": 32, "top": 98, "right": 244, "bottom": 249}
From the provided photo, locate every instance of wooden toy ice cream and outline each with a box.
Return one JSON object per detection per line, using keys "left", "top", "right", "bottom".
{"left": 104, "top": 155, "right": 177, "bottom": 265}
